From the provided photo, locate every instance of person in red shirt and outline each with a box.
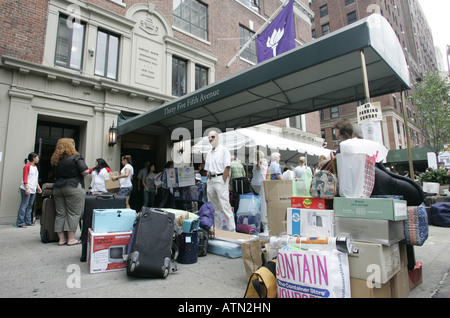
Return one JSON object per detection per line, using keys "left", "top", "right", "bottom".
{"left": 17, "top": 152, "right": 42, "bottom": 228}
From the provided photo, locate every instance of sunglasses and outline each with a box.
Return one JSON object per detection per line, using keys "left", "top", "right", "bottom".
{"left": 208, "top": 136, "right": 216, "bottom": 139}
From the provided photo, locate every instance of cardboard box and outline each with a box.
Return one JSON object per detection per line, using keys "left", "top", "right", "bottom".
{"left": 348, "top": 241, "right": 401, "bottom": 284}
{"left": 291, "top": 197, "right": 333, "bottom": 209}
{"left": 87, "top": 229, "right": 132, "bottom": 274}
{"left": 334, "top": 197, "right": 407, "bottom": 221}
{"left": 350, "top": 278, "right": 391, "bottom": 298}
{"left": 390, "top": 267, "right": 410, "bottom": 298}
{"left": 263, "top": 180, "right": 292, "bottom": 202}
{"left": 335, "top": 217, "right": 404, "bottom": 246}
{"left": 262, "top": 180, "right": 292, "bottom": 236}
{"left": 286, "top": 208, "right": 335, "bottom": 237}
{"left": 104, "top": 171, "right": 120, "bottom": 193}
{"left": 213, "top": 229, "right": 257, "bottom": 244}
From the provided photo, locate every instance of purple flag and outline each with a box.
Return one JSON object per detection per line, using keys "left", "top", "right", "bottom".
{"left": 257, "top": 0, "right": 295, "bottom": 63}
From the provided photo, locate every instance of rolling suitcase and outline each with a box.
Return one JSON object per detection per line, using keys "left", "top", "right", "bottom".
{"left": 40, "top": 197, "right": 59, "bottom": 243}
{"left": 80, "top": 194, "right": 126, "bottom": 262}
{"left": 127, "top": 207, "right": 178, "bottom": 278}
{"left": 232, "top": 177, "right": 252, "bottom": 195}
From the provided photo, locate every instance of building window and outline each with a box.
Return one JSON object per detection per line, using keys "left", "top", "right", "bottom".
{"left": 330, "top": 106, "right": 339, "bottom": 118}
{"left": 237, "top": 0, "right": 260, "bottom": 13}
{"left": 332, "top": 128, "right": 338, "bottom": 141}
{"left": 195, "top": 64, "right": 208, "bottom": 90}
{"left": 172, "top": 56, "right": 187, "bottom": 97}
{"left": 345, "top": 0, "right": 355, "bottom": 6}
{"left": 347, "top": 11, "right": 357, "bottom": 24}
{"left": 55, "top": 14, "right": 85, "bottom": 70}
{"left": 173, "top": 0, "right": 208, "bottom": 40}
{"left": 319, "top": 4, "right": 328, "bottom": 18}
{"left": 95, "top": 30, "right": 120, "bottom": 80}
{"left": 239, "top": 25, "right": 257, "bottom": 63}
{"left": 289, "top": 115, "right": 304, "bottom": 130}
{"left": 322, "top": 23, "right": 330, "bottom": 35}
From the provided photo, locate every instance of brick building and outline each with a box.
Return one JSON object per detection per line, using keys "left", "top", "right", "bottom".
{"left": 310, "top": 0, "right": 438, "bottom": 153}
{"left": 0, "top": 0, "right": 320, "bottom": 222}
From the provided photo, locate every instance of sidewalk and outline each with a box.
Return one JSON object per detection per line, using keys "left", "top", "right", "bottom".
{"left": 0, "top": 222, "right": 448, "bottom": 298}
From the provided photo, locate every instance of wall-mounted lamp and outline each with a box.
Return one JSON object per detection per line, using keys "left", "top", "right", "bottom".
{"left": 108, "top": 121, "right": 118, "bottom": 147}
{"left": 88, "top": 48, "right": 95, "bottom": 57}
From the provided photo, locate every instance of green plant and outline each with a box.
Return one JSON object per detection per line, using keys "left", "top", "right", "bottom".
{"left": 419, "top": 169, "right": 450, "bottom": 185}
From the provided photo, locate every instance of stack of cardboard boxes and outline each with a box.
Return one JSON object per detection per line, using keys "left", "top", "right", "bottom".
{"left": 87, "top": 208, "right": 136, "bottom": 274}
{"left": 262, "top": 179, "right": 421, "bottom": 298}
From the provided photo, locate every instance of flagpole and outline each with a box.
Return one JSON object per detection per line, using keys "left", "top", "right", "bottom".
{"left": 226, "top": 0, "right": 292, "bottom": 68}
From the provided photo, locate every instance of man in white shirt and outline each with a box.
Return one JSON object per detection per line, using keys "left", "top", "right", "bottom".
{"left": 204, "top": 130, "right": 235, "bottom": 232}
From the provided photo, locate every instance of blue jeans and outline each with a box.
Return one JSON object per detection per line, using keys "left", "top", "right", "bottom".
{"left": 143, "top": 189, "right": 156, "bottom": 207}
{"left": 159, "top": 188, "right": 175, "bottom": 208}
{"left": 17, "top": 189, "right": 36, "bottom": 226}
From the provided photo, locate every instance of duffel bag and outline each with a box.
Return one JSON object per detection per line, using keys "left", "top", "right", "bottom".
{"left": 431, "top": 202, "right": 450, "bottom": 228}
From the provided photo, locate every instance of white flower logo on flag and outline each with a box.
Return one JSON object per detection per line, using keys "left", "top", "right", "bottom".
{"left": 266, "top": 28, "right": 285, "bottom": 57}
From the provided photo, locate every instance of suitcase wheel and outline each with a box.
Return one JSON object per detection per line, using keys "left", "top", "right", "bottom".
{"left": 162, "top": 257, "right": 170, "bottom": 278}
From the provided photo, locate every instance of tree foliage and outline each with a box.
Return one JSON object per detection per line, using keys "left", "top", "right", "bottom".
{"left": 408, "top": 71, "right": 450, "bottom": 156}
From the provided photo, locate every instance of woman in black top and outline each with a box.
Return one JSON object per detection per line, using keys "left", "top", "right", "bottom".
{"left": 50, "top": 138, "right": 89, "bottom": 246}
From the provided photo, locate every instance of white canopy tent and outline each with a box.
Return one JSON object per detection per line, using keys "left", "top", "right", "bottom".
{"left": 191, "top": 128, "right": 331, "bottom": 168}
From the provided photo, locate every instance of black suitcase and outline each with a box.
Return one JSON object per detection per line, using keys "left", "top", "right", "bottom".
{"left": 127, "top": 207, "right": 178, "bottom": 278}
{"left": 232, "top": 177, "right": 252, "bottom": 195}
{"left": 198, "top": 228, "right": 209, "bottom": 257}
{"left": 80, "top": 193, "right": 126, "bottom": 262}
{"left": 40, "top": 197, "right": 59, "bottom": 243}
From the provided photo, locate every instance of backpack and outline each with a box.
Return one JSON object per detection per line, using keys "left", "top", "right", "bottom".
{"left": 244, "top": 260, "right": 277, "bottom": 298}
{"left": 310, "top": 155, "right": 338, "bottom": 199}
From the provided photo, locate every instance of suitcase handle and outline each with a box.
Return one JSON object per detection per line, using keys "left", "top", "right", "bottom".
{"left": 96, "top": 194, "right": 115, "bottom": 200}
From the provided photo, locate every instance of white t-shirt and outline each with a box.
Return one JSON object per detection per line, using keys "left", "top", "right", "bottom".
{"left": 90, "top": 168, "right": 108, "bottom": 193}
{"left": 20, "top": 163, "right": 39, "bottom": 194}
{"left": 294, "top": 165, "right": 311, "bottom": 178}
{"left": 119, "top": 163, "right": 134, "bottom": 188}
{"left": 205, "top": 144, "right": 231, "bottom": 175}
{"left": 251, "top": 160, "right": 268, "bottom": 186}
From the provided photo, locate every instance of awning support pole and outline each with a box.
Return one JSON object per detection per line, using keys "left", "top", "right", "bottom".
{"left": 401, "top": 86, "right": 415, "bottom": 178}
{"left": 360, "top": 50, "right": 371, "bottom": 103}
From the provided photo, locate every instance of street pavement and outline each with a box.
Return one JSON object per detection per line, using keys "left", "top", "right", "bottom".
{"left": 0, "top": 221, "right": 449, "bottom": 299}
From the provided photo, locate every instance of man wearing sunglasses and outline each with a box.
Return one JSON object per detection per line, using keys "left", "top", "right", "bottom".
{"left": 204, "top": 130, "right": 236, "bottom": 232}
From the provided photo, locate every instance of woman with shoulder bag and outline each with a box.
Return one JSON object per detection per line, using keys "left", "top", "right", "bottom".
{"left": 51, "top": 138, "right": 89, "bottom": 246}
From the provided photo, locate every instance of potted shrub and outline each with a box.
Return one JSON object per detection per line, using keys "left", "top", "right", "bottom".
{"left": 419, "top": 169, "right": 450, "bottom": 195}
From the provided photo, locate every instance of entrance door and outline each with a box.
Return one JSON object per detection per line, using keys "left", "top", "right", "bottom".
{"left": 37, "top": 138, "right": 57, "bottom": 184}
{"left": 121, "top": 148, "right": 156, "bottom": 211}
{"left": 34, "top": 120, "right": 81, "bottom": 185}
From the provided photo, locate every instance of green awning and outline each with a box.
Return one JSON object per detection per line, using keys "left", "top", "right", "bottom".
{"left": 118, "top": 14, "right": 410, "bottom": 136}
{"left": 386, "top": 147, "right": 433, "bottom": 163}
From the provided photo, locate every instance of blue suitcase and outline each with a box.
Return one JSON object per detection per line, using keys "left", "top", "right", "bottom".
{"left": 92, "top": 208, "right": 137, "bottom": 233}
